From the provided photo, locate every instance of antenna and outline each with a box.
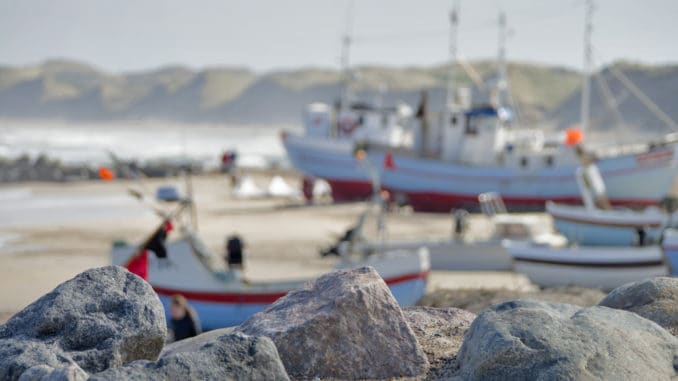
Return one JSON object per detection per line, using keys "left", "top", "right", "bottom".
{"left": 580, "top": 0, "right": 594, "bottom": 134}
{"left": 445, "top": 1, "right": 460, "bottom": 109}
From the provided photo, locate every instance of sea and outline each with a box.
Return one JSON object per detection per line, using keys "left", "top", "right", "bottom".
{"left": 0, "top": 120, "right": 298, "bottom": 170}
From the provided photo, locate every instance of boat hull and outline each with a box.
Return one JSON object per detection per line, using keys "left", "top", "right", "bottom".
{"left": 505, "top": 240, "right": 668, "bottom": 291}
{"left": 361, "top": 240, "right": 512, "bottom": 271}
{"left": 283, "top": 133, "right": 381, "bottom": 201}
{"left": 547, "top": 202, "right": 665, "bottom": 246}
{"left": 376, "top": 147, "right": 678, "bottom": 212}
{"left": 660, "top": 229, "right": 678, "bottom": 276}
{"left": 112, "top": 238, "right": 429, "bottom": 330}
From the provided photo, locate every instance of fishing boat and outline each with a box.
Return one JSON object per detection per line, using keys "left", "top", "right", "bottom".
{"left": 367, "top": 4, "right": 678, "bottom": 212}
{"left": 504, "top": 239, "right": 669, "bottom": 291}
{"left": 354, "top": 192, "right": 561, "bottom": 271}
{"left": 111, "top": 196, "right": 429, "bottom": 330}
{"left": 112, "top": 232, "right": 428, "bottom": 330}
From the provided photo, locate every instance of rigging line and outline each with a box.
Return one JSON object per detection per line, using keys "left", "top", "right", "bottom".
{"left": 592, "top": 63, "right": 626, "bottom": 127}
{"left": 593, "top": 46, "right": 678, "bottom": 132}
{"left": 456, "top": 57, "right": 485, "bottom": 90}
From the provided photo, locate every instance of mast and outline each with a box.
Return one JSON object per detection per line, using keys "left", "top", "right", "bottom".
{"left": 580, "top": 0, "right": 594, "bottom": 134}
{"left": 340, "top": 0, "right": 355, "bottom": 110}
{"left": 496, "top": 11, "right": 508, "bottom": 109}
{"left": 445, "top": 1, "right": 459, "bottom": 109}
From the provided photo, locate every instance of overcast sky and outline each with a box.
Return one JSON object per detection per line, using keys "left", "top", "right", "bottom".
{"left": 1, "top": 0, "right": 676, "bottom": 73}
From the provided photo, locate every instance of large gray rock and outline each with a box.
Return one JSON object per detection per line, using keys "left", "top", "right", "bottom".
{"left": 600, "top": 277, "right": 678, "bottom": 335}
{"left": 160, "top": 327, "right": 234, "bottom": 358}
{"left": 18, "top": 364, "right": 88, "bottom": 381}
{"left": 0, "top": 266, "right": 166, "bottom": 380}
{"left": 91, "top": 332, "right": 289, "bottom": 380}
{"left": 403, "top": 307, "right": 475, "bottom": 380}
{"left": 237, "top": 267, "right": 429, "bottom": 380}
{"left": 455, "top": 299, "right": 678, "bottom": 380}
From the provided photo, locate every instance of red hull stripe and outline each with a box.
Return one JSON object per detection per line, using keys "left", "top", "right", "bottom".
{"left": 402, "top": 190, "right": 659, "bottom": 213}
{"left": 153, "top": 271, "right": 429, "bottom": 304}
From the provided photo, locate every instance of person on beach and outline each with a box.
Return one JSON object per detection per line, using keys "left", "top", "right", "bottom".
{"left": 225, "top": 235, "right": 244, "bottom": 270}
{"left": 169, "top": 294, "right": 201, "bottom": 341}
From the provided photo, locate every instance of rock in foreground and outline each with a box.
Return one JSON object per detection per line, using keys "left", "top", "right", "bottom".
{"left": 0, "top": 266, "right": 166, "bottom": 380}
{"left": 455, "top": 299, "right": 678, "bottom": 380}
{"left": 403, "top": 306, "right": 476, "bottom": 380}
{"left": 91, "top": 332, "right": 289, "bottom": 380}
{"left": 237, "top": 266, "right": 429, "bottom": 380}
{"left": 599, "top": 277, "right": 678, "bottom": 335}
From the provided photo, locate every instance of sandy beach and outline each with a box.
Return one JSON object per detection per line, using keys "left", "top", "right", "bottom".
{"left": 0, "top": 172, "right": 536, "bottom": 322}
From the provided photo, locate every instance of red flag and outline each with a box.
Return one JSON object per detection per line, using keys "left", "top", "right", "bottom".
{"left": 125, "top": 250, "right": 149, "bottom": 280}
{"left": 384, "top": 151, "right": 396, "bottom": 170}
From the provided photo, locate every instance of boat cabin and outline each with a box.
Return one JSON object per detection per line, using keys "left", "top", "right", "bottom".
{"left": 303, "top": 102, "right": 413, "bottom": 147}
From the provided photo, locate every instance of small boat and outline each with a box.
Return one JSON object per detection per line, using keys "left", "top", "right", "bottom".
{"left": 547, "top": 202, "right": 667, "bottom": 246}
{"left": 660, "top": 228, "right": 678, "bottom": 275}
{"left": 545, "top": 150, "right": 675, "bottom": 246}
{"left": 112, "top": 232, "right": 429, "bottom": 330}
{"left": 504, "top": 240, "right": 669, "bottom": 291}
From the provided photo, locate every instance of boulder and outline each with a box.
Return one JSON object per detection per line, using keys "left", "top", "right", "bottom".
{"left": 18, "top": 364, "right": 88, "bottom": 381}
{"left": 403, "top": 306, "right": 475, "bottom": 379}
{"left": 160, "top": 327, "right": 234, "bottom": 358}
{"left": 237, "top": 267, "right": 429, "bottom": 380}
{"left": 0, "top": 266, "right": 166, "bottom": 380}
{"left": 599, "top": 277, "right": 678, "bottom": 335}
{"left": 91, "top": 332, "right": 289, "bottom": 380}
{"left": 455, "top": 299, "right": 678, "bottom": 380}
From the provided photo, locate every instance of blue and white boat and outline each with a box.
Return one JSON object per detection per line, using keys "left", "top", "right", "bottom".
{"left": 504, "top": 239, "right": 669, "bottom": 291}
{"left": 545, "top": 154, "right": 676, "bottom": 246}
{"left": 660, "top": 229, "right": 678, "bottom": 275}
{"left": 111, "top": 231, "right": 429, "bottom": 330}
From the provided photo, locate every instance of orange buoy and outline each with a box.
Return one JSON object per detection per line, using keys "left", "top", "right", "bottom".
{"left": 564, "top": 128, "right": 584, "bottom": 146}
{"left": 98, "top": 166, "right": 115, "bottom": 181}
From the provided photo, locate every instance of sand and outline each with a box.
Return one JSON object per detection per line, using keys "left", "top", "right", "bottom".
{"left": 0, "top": 172, "right": 533, "bottom": 322}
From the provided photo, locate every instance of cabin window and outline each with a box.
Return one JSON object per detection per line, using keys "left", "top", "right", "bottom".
{"left": 520, "top": 157, "right": 528, "bottom": 168}
{"left": 545, "top": 156, "right": 554, "bottom": 167}
{"left": 465, "top": 117, "right": 478, "bottom": 135}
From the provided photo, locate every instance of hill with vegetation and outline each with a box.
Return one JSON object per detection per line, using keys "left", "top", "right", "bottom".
{"left": 0, "top": 59, "right": 676, "bottom": 133}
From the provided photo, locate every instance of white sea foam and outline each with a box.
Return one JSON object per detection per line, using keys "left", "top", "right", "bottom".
{"left": 0, "top": 120, "right": 301, "bottom": 169}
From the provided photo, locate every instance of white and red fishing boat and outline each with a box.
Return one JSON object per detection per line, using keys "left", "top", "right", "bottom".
{"left": 288, "top": 5, "right": 678, "bottom": 212}
{"left": 111, "top": 199, "right": 430, "bottom": 330}
{"left": 370, "top": 4, "right": 678, "bottom": 213}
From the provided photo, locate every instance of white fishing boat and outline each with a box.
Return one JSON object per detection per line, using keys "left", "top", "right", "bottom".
{"left": 504, "top": 239, "right": 668, "bottom": 291}
{"left": 111, "top": 194, "right": 429, "bottom": 330}
{"left": 366, "top": 5, "right": 678, "bottom": 212}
